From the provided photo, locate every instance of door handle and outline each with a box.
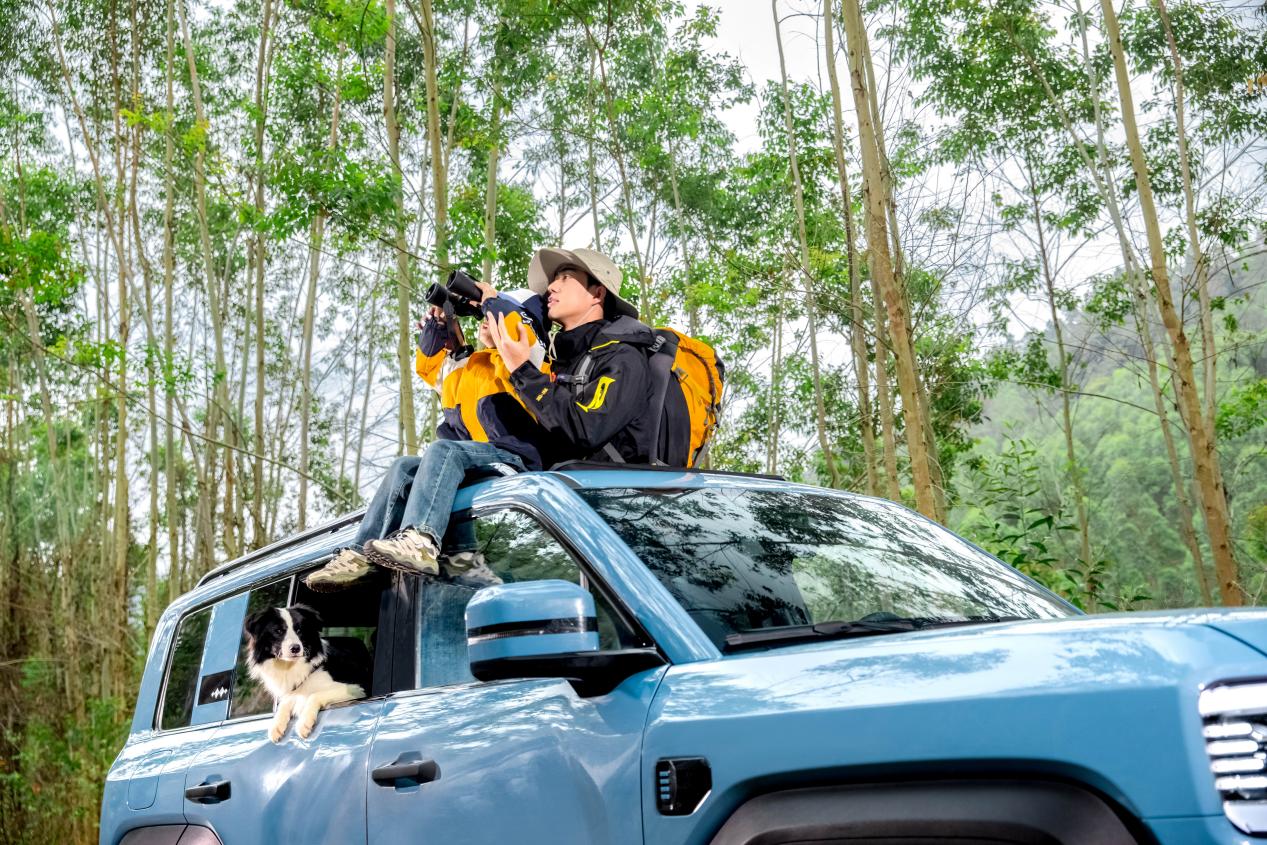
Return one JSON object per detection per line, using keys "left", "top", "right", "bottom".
{"left": 372, "top": 755, "right": 440, "bottom": 786}
{"left": 185, "top": 778, "right": 231, "bottom": 803}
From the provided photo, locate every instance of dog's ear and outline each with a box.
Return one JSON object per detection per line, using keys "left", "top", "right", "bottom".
{"left": 244, "top": 608, "right": 272, "bottom": 638}
{"left": 289, "top": 604, "right": 323, "bottom": 629}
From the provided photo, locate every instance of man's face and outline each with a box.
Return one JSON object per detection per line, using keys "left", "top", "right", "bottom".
{"left": 546, "top": 268, "right": 602, "bottom": 327}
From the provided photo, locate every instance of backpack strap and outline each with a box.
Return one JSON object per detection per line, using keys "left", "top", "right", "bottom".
{"left": 641, "top": 331, "right": 679, "bottom": 466}
{"left": 554, "top": 353, "right": 595, "bottom": 388}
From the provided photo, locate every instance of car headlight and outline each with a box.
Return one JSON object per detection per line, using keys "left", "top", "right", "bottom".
{"left": 1201, "top": 681, "right": 1267, "bottom": 835}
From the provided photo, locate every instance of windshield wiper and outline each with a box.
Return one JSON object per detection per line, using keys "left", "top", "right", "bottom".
{"left": 723, "top": 616, "right": 1024, "bottom": 652}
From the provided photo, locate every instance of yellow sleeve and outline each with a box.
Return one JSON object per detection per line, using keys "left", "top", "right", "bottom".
{"left": 415, "top": 347, "right": 447, "bottom": 389}
{"left": 491, "top": 311, "right": 544, "bottom": 383}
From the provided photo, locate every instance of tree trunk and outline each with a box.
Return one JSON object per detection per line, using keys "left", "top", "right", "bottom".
{"left": 177, "top": 0, "right": 228, "bottom": 573}
{"left": 1099, "top": 0, "right": 1241, "bottom": 604}
{"left": 768, "top": 271, "right": 787, "bottom": 476}
{"left": 140, "top": 157, "right": 161, "bottom": 634}
{"left": 860, "top": 7, "right": 943, "bottom": 519}
{"left": 1132, "top": 283, "right": 1215, "bottom": 605}
{"left": 112, "top": 2, "right": 133, "bottom": 695}
{"left": 587, "top": 46, "right": 602, "bottom": 253}
{"left": 384, "top": 0, "right": 418, "bottom": 454}
{"left": 666, "top": 138, "right": 701, "bottom": 349}
{"left": 481, "top": 84, "right": 502, "bottom": 285}
{"left": 355, "top": 260, "right": 382, "bottom": 495}
{"left": 1026, "top": 164, "right": 1092, "bottom": 574}
{"left": 824, "top": 0, "right": 877, "bottom": 495}
{"left": 251, "top": 0, "right": 273, "bottom": 549}
{"left": 583, "top": 24, "right": 651, "bottom": 318}
{"left": 773, "top": 0, "right": 840, "bottom": 487}
{"left": 420, "top": 0, "right": 448, "bottom": 276}
{"left": 1067, "top": 0, "right": 1211, "bottom": 603}
{"left": 839, "top": 0, "right": 937, "bottom": 517}
{"left": 298, "top": 55, "right": 343, "bottom": 531}
{"left": 1154, "top": 0, "right": 1217, "bottom": 434}
{"left": 872, "top": 283, "right": 901, "bottom": 500}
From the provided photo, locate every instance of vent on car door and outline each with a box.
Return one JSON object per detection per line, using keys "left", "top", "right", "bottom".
{"left": 654, "top": 757, "right": 711, "bottom": 816}
{"left": 1200, "top": 681, "right": 1267, "bottom": 835}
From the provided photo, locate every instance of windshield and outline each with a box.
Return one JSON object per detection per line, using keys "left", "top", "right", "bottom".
{"left": 577, "top": 486, "right": 1072, "bottom": 650}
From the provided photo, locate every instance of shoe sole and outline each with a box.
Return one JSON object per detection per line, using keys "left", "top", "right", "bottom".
{"left": 442, "top": 563, "right": 502, "bottom": 589}
{"left": 365, "top": 546, "right": 440, "bottom": 577}
{"left": 304, "top": 573, "right": 368, "bottom": 593}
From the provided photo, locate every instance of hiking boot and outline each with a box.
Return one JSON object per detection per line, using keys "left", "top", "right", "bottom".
{"left": 304, "top": 548, "right": 372, "bottom": 592}
{"left": 364, "top": 528, "right": 441, "bottom": 576}
{"left": 442, "top": 551, "right": 503, "bottom": 588}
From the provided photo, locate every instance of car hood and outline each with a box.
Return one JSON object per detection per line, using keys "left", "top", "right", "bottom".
{"left": 642, "top": 609, "right": 1267, "bottom": 842}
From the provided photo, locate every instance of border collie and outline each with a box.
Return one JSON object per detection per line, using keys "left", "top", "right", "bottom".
{"left": 244, "top": 605, "right": 366, "bottom": 743}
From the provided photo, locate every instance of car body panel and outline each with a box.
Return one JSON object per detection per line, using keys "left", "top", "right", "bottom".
{"left": 182, "top": 700, "right": 385, "bottom": 844}
{"left": 640, "top": 614, "right": 1267, "bottom": 844}
{"left": 100, "top": 724, "right": 236, "bottom": 845}
{"left": 365, "top": 669, "right": 666, "bottom": 845}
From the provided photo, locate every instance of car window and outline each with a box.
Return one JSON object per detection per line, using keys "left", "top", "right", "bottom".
{"left": 160, "top": 605, "right": 213, "bottom": 730}
{"left": 291, "top": 558, "right": 392, "bottom": 697}
{"left": 414, "top": 509, "right": 638, "bottom": 689}
{"left": 579, "top": 486, "right": 1071, "bottom": 649}
{"left": 228, "top": 578, "right": 293, "bottom": 718}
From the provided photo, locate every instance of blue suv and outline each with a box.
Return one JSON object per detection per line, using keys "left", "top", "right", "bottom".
{"left": 102, "top": 466, "right": 1267, "bottom": 844}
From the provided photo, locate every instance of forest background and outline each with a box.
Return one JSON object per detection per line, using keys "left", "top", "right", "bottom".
{"left": 1, "top": 0, "right": 1265, "bottom": 838}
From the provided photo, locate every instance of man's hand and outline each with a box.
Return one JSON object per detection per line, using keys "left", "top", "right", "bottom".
{"left": 489, "top": 312, "right": 532, "bottom": 372}
{"left": 426, "top": 305, "right": 445, "bottom": 324}
{"left": 475, "top": 282, "right": 498, "bottom": 303}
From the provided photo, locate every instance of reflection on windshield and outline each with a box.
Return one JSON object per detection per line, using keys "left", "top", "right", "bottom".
{"left": 578, "top": 487, "right": 1072, "bottom": 649}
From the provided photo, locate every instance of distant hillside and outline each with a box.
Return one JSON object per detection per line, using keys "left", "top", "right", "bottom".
{"left": 959, "top": 245, "right": 1267, "bottom": 608}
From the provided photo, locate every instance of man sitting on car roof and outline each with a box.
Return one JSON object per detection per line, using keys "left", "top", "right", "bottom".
{"left": 488, "top": 246, "right": 658, "bottom": 466}
{"left": 304, "top": 247, "right": 656, "bottom": 593}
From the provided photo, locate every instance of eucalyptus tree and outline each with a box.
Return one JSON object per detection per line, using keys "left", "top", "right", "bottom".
{"left": 772, "top": 0, "right": 841, "bottom": 487}
{"left": 1099, "top": 0, "right": 1243, "bottom": 604}
{"left": 822, "top": 0, "right": 877, "bottom": 496}
{"left": 836, "top": 0, "right": 941, "bottom": 519}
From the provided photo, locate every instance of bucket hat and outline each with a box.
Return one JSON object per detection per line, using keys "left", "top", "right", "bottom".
{"left": 527, "top": 247, "right": 639, "bottom": 320}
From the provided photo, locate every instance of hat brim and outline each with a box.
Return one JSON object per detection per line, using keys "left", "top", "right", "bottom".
{"left": 528, "top": 248, "right": 639, "bottom": 321}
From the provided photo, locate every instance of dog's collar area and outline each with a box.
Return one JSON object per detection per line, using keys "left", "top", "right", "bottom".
{"left": 287, "top": 666, "right": 313, "bottom": 694}
{"left": 287, "top": 652, "right": 325, "bottom": 693}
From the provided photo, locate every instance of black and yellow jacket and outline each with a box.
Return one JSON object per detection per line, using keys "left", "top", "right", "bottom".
{"left": 509, "top": 316, "right": 655, "bottom": 465}
{"left": 415, "top": 297, "right": 550, "bottom": 469}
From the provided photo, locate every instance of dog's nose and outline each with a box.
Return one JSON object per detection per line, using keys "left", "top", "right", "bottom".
{"left": 288, "top": 644, "right": 302, "bottom": 655}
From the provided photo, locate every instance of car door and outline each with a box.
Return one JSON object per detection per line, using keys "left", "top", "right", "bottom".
{"left": 366, "top": 508, "right": 666, "bottom": 845}
{"left": 102, "top": 599, "right": 242, "bottom": 845}
{"left": 182, "top": 563, "right": 397, "bottom": 843}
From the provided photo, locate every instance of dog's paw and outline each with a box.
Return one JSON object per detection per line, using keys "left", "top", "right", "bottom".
{"left": 296, "top": 713, "right": 317, "bottom": 739}
{"left": 268, "top": 723, "right": 285, "bottom": 743}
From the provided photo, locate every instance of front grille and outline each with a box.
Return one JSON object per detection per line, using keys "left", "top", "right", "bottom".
{"left": 1200, "top": 681, "right": 1267, "bottom": 834}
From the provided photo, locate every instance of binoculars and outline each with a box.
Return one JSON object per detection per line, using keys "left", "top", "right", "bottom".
{"left": 425, "top": 270, "right": 484, "bottom": 318}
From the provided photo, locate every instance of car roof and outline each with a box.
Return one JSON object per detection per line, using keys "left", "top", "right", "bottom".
{"left": 183, "top": 465, "right": 825, "bottom": 611}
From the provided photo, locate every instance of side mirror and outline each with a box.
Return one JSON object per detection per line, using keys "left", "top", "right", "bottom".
{"left": 465, "top": 580, "right": 665, "bottom": 696}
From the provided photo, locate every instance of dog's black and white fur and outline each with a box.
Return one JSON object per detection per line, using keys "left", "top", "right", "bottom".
{"left": 244, "top": 605, "right": 365, "bottom": 743}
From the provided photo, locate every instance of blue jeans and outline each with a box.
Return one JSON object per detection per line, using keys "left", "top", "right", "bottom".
{"left": 354, "top": 441, "right": 525, "bottom": 551}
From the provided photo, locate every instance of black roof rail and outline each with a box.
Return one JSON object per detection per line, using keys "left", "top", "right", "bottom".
{"left": 192, "top": 464, "right": 519, "bottom": 589}
{"left": 547, "top": 460, "right": 785, "bottom": 483}
{"left": 196, "top": 509, "right": 366, "bottom": 588}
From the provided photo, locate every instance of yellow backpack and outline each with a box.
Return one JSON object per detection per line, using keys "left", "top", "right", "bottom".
{"left": 651, "top": 328, "right": 726, "bottom": 467}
